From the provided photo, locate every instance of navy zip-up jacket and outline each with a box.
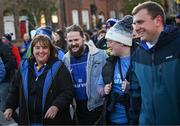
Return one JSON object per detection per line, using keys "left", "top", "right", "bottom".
{"left": 129, "top": 28, "right": 180, "bottom": 125}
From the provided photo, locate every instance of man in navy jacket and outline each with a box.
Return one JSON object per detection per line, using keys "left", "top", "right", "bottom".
{"left": 129, "top": 1, "right": 180, "bottom": 125}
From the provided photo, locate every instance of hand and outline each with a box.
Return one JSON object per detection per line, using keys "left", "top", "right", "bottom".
{"left": 44, "top": 105, "right": 59, "bottom": 119}
{"left": 104, "top": 83, "right": 112, "bottom": 95}
{"left": 4, "top": 108, "right": 13, "bottom": 121}
{"left": 121, "top": 79, "right": 130, "bottom": 93}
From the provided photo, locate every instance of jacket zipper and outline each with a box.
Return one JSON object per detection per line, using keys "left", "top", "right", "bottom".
{"left": 33, "top": 77, "right": 38, "bottom": 122}
{"left": 29, "top": 66, "right": 49, "bottom": 124}
{"left": 151, "top": 52, "right": 156, "bottom": 123}
{"left": 23, "top": 83, "right": 31, "bottom": 124}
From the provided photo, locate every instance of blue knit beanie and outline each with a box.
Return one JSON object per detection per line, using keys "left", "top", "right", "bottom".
{"left": 35, "top": 26, "right": 52, "bottom": 39}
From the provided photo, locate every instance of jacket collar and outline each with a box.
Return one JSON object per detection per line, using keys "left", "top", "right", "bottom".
{"left": 138, "top": 27, "right": 180, "bottom": 51}
{"left": 152, "top": 28, "right": 180, "bottom": 51}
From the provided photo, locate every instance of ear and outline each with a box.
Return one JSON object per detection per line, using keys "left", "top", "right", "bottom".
{"left": 83, "top": 36, "right": 86, "bottom": 41}
{"left": 154, "top": 15, "right": 163, "bottom": 27}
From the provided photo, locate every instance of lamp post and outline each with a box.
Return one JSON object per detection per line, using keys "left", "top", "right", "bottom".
{"left": 51, "top": 13, "right": 58, "bottom": 30}
{"left": 90, "top": 0, "right": 97, "bottom": 28}
{"left": 176, "top": 0, "right": 180, "bottom": 13}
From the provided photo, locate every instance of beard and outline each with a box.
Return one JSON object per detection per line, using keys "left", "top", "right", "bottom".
{"left": 69, "top": 44, "right": 85, "bottom": 57}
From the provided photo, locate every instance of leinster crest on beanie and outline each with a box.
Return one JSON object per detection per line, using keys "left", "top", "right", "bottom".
{"left": 106, "top": 18, "right": 119, "bottom": 27}
{"left": 105, "top": 15, "right": 133, "bottom": 46}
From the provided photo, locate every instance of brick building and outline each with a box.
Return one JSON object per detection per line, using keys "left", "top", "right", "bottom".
{"left": 0, "top": 0, "right": 178, "bottom": 41}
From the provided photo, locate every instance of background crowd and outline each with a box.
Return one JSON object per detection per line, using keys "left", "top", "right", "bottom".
{"left": 0, "top": 1, "right": 180, "bottom": 125}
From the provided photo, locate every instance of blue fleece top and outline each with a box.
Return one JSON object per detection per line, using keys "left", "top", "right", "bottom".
{"left": 98, "top": 55, "right": 130, "bottom": 124}
{"left": 70, "top": 47, "right": 89, "bottom": 101}
{"left": 110, "top": 56, "right": 130, "bottom": 124}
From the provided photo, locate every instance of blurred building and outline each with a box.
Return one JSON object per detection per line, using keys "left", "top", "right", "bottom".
{"left": 0, "top": 0, "right": 178, "bottom": 41}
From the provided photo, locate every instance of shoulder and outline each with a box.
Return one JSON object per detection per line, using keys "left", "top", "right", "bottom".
{"left": 56, "top": 61, "right": 71, "bottom": 77}
{"left": 162, "top": 28, "right": 180, "bottom": 48}
{"left": 92, "top": 49, "right": 108, "bottom": 63}
{"left": 0, "top": 43, "right": 10, "bottom": 50}
{"left": 62, "top": 52, "right": 70, "bottom": 65}
{"left": 0, "top": 57, "right": 5, "bottom": 68}
{"left": 20, "top": 59, "right": 30, "bottom": 70}
{"left": 94, "top": 48, "right": 108, "bottom": 58}
{"left": 63, "top": 52, "right": 70, "bottom": 59}
{"left": 0, "top": 57, "right": 3, "bottom": 63}
{"left": 103, "top": 56, "right": 117, "bottom": 69}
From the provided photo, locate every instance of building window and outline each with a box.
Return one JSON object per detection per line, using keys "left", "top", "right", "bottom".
{"left": 98, "top": 12, "right": 105, "bottom": 23}
{"left": 19, "top": 16, "right": 29, "bottom": 39}
{"left": 72, "top": 10, "right": 79, "bottom": 25}
{"left": 51, "top": 12, "right": 58, "bottom": 24}
{"left": 3, "top": 10, "right": 16, "bottom": 40}
{"left": 118, "top": 12, "right": 124, "bottom": 19}
{"left": 110, "top": 10, "right": 116, "bottom": 18}
{"left": 40, "top": 14, "right": 46, "bottom": 26}
{"left": 81, "top": 10, "right": 90, "bottom": 30}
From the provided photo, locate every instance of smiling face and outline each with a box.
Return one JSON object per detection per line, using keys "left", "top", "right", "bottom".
{"left": 66, "top": 31, "right": 85, "bottom": 57}
{"left": 31, "top": 36, "right": 53, "bottom": 65}
{"left": 33, "top": 41, "right": 50, "bottom": 65}
{"left": 133, "top": 9, "right": 161, "bottom": 42}
{"left": 108, "top": 40, "right": 126, "bottom": 56}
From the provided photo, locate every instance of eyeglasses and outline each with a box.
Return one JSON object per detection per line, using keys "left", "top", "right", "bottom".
{"left": 34, "top": 46, "right": 49, "bottom": 50}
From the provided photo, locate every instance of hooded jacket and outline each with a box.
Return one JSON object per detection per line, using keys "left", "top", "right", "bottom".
{"left": 6, "top": 58, "right": 73, "bottom": 125}
{"left": 63, "top": 42, "right": 108, "bottom": 111}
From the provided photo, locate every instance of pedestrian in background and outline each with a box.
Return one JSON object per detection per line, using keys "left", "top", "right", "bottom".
{"left": 2, "top": 33, "right": 21, "bottom": 69}
{"left": 175, "top": 13, "right": 180, "bottom": 28}
{"left": 0, "top": 49, "right": 17, "bottom": 126}
{"left": 19, "top": 33, "right": 32, "bottom": 59}
{"left": 0, "top": 39, "right": 16, "bottom": 111}
{"left": 54, "top": 29, "right": 68, "bottom": 53}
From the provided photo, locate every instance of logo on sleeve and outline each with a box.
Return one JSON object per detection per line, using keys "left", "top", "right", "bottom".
{"left": 165, "top": 55, "right": 173, "bottom": 60}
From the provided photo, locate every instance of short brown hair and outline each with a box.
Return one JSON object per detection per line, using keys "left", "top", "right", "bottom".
{"left": 30, "top": 35, "right": 58, "bottom": 59}
{"left": 66, "top": 24, "right": 84, "bottom": 38}
{"left": 98, "top": 29, "right": 106, "bottom": 36}
{"left": 132, "top": 1, "right": 166, "bottom": 25}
